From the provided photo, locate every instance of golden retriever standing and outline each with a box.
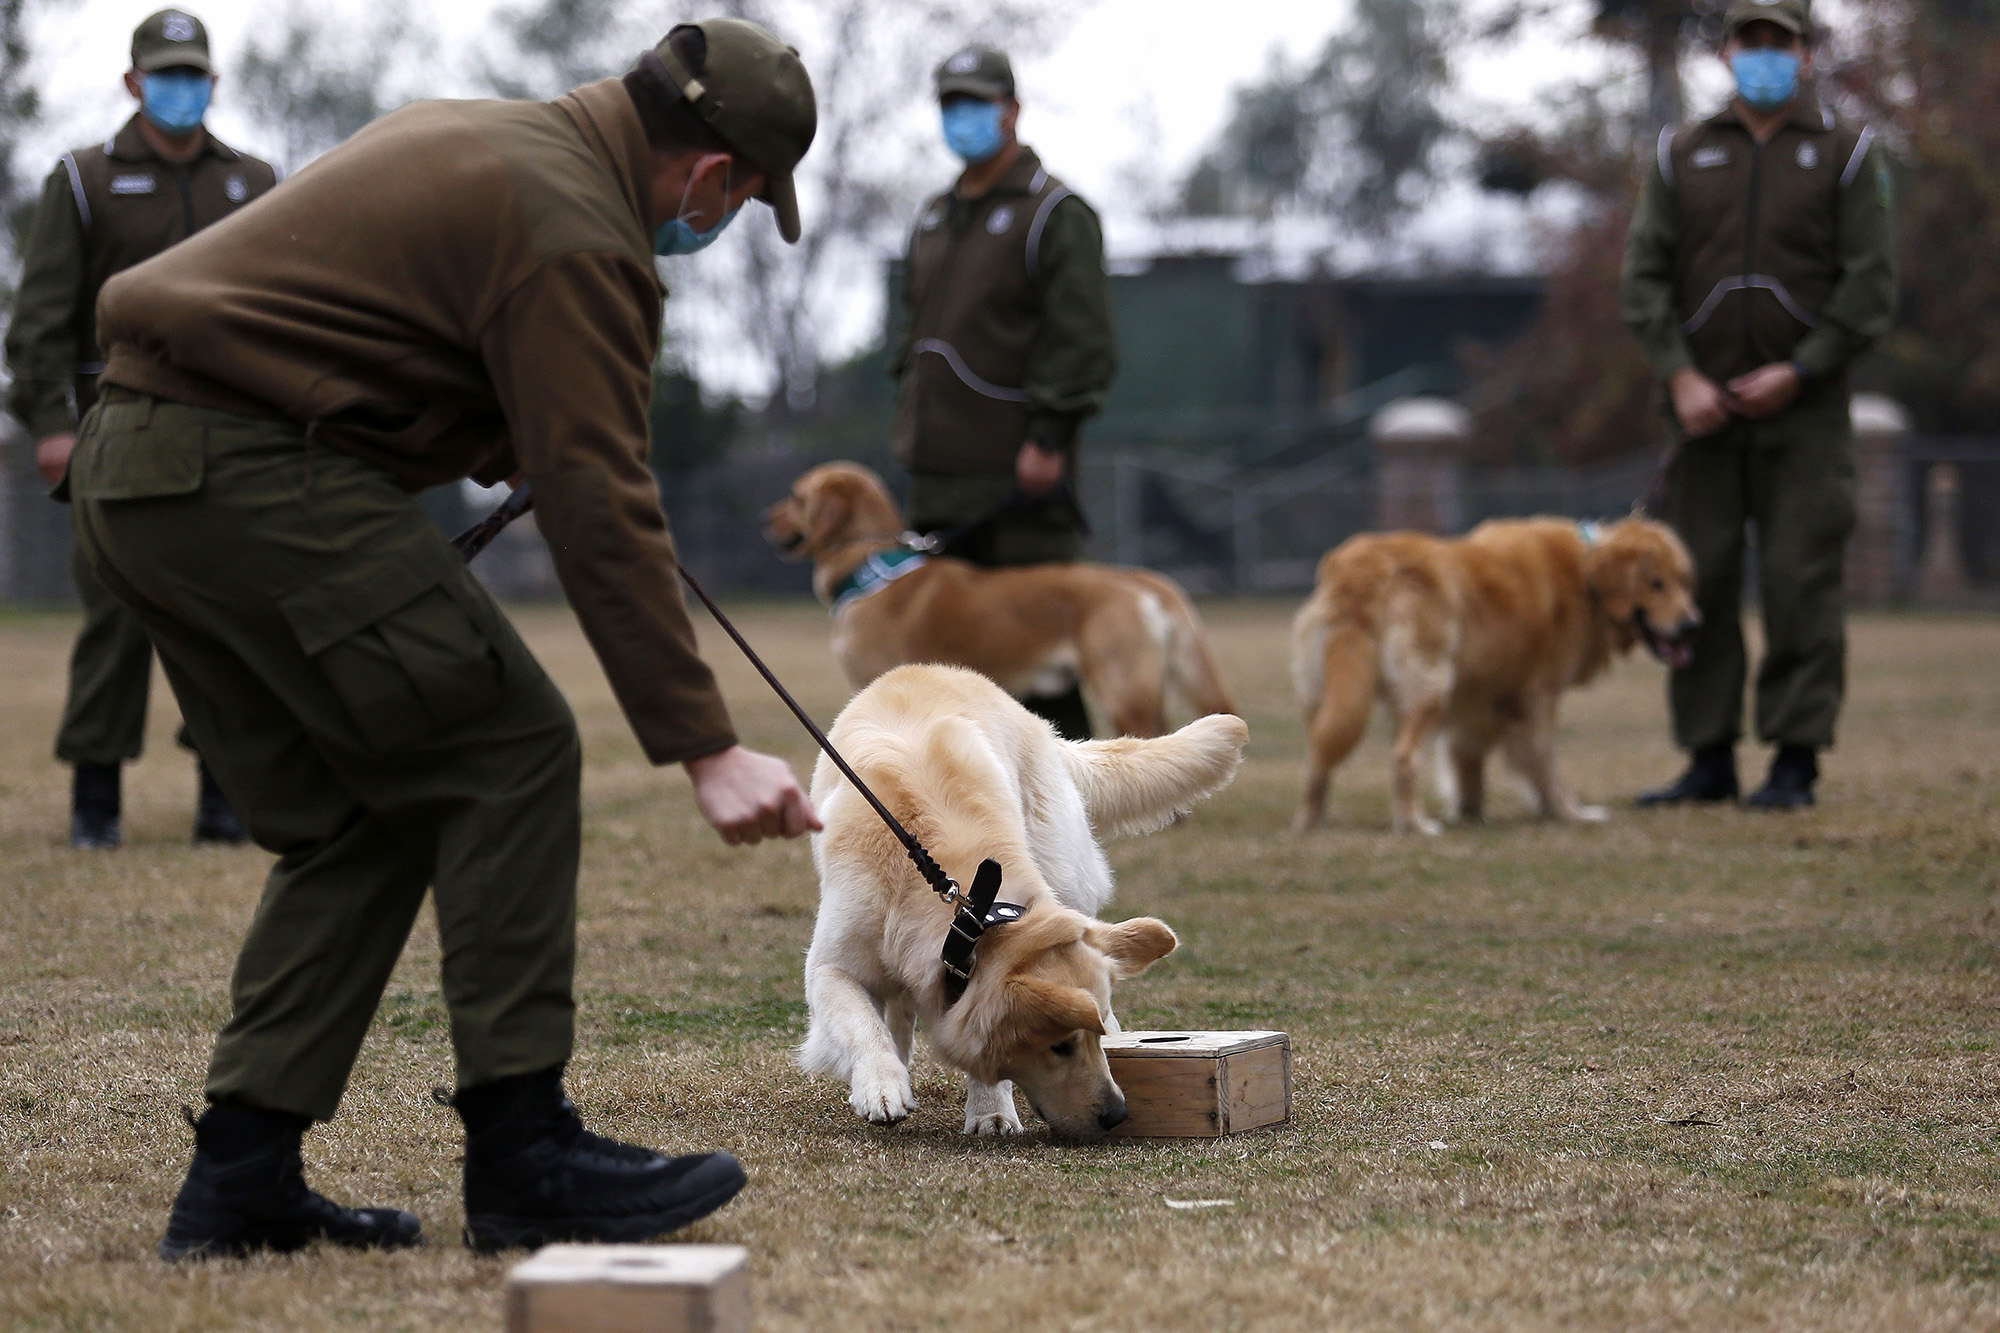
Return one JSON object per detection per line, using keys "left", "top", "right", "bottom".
{"left": 766, "top": 462, "right": 1234, "bottom": 737}
{"left": 1291, "top": 516, "right": 1698, "bottom": 834}
{"left": 799, "top": 664, "right": 1247, "bottom": 1138}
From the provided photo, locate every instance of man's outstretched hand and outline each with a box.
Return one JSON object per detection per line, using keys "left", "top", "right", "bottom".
{"left": 685, "top": 744, "right": 821, "bottom": 846}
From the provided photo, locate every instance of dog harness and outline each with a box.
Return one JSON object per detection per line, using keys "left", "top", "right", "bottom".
{"left": 829, "top": 545, "right": 928, "bottom": 614}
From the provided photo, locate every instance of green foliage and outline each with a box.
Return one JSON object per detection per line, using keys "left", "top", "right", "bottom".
{"left": 649, "top": 362, "right": 743, "bottom": 475}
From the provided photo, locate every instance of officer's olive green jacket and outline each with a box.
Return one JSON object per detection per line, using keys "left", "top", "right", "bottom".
{"left": 4, "top": 116, "right": 278, "bottom": 439}
{"left": 96, "top": 78, "right": 736, "bottom": 766}
{"left": 1621, "top": 91, "right": 1896, "bottom": 394}
{"left": 891, "top": 147, "right": 1116, "bottom": 475}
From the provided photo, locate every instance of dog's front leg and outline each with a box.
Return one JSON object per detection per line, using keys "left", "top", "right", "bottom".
{"left": 802, "top": 964, "right": 917, "bottom": 1124}
{"left": 963, "top": 1078, "right": 1024, "bottom": 1136}
{"left": 1502, "top": 713, "right": 1608, "bottom": 823}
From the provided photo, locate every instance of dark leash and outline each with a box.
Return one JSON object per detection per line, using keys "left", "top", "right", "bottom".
{"left": 910, "top": 481, "right": 1090, "bottom": 559}
{"left": 1632, "top": 439, "right": 1681, "bottom": 520}
{"left": 452, "top": 482, "right": 1021, "bottom": 1004}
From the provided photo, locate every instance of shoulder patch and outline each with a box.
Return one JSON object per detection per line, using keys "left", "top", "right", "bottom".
{"left": 921, "top": 200, "right": 946, "bottom": 232}
{"left": 985, "top": 203, "right": 1015, "bottom": 235}
{"left": 108, "top": 173, "right": 156, "bottom": 195}
{"left": 1691, "top": 146, "right": 1730, "bottom": 170}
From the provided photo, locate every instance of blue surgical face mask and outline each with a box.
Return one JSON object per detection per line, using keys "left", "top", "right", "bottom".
{"left": 941, "top": 99, "right": 1006, "bottom": 164}
{"left": 1731, "top": 48, "right": 1801, "bottom": 112}
{"left": 654, "top": 160, "right": 738, "bottom": 257}
{"left": 141, "top": 70, "right": 212, "bottom": 134}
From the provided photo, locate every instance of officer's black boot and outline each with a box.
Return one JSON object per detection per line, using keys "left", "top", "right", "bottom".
{"left": 455, "top": 1065, "right": 746, "bottom": 1254}
{"left": 158, "top": 1103, "right": 423, "bottom": 1262}
{"left": 1635, "top": 742, "right": 1739, "bottom": 807}
{"left": 70, "top": 763, "right": 122, "bottom": 849}
{"left": 192, "top": 758, "right": 251, "bottom": 845}
{"left": 1745, "top": 744, "right": 1818, "bottom": 811}
{"left": 1022, "top": 684, "right": 1093, "bottom": 741}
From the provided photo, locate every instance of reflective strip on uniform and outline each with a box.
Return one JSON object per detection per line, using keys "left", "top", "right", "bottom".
{"left": 1841, "top": 124, "right": 1876, "bottom": 189}
{"left": 1681, "top": 274, "right": 1821, "bottom": 335}
{"left": 912, "top": 338, "right": 1030, "bottom": 402}
{"left": 1657, "top": 126, "right": 1677, "bottom": 190}
{"left": 61, "top": 153, "right": 91, "bottom": 232}
{"left": 1028, "top": 165, "right": 1048, "bottom": 193}
{"left": 1025, "top": 187, "right": 1072, "bottom": 276}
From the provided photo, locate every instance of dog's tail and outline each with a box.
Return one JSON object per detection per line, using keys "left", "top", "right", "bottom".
{"left": 1061, "top": 713, "right": 1248, "bottom": 838}
{"left": 1149, "top": 577, "right": 1236, "bottom": 718}
{"left": 1291, "top": 545, "right": 1385, "bottom": 827}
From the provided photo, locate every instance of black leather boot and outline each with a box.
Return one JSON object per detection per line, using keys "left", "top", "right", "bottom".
{"left": 1745, "top": 744, "right": 1819, "bottom": 810}
{"left": 455, "top": 1065, "right": 745, "bottom": 1254}
{"left": 158, "top": 1103, "right": 423, "bottom": 1261}
{"left": 1022, "top": 684, "right": 1093, "bottom": 741}
{"left": 192, "top": 759, "right": 251, "bottom": 845}
{"left": 70, "top": 763, "right": 122, "bottom": 849}
{"left": 1635, "top": 742, "right": 1739, "bottom": 807}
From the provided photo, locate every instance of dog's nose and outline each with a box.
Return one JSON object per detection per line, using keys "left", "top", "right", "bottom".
{"left": 1679, "top": 612, "right": 1702, "bottom": 634}
{"left": 1097, "top": 1098, "right": 1129, "bottom": 1133}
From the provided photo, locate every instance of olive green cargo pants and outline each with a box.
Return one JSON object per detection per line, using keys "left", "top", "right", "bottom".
{"left": 1664, "top": 391, "right": 1856, "bottom": 753}
{"left": 55, "top": 542, "right": 156, "bottom": 765}
{"left": 908, "top": 470, "right": 1084, "bottom": 567}
{"left": 70, "top": 393, "right": 581, "bottom": 1122}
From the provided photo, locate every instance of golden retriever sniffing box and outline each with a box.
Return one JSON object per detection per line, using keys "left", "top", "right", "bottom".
{"left": 799, "top": 664, "right": 1247, "bottom": 1139}
{"left": 1291, "top": 516, "right": 1698, "bottom": 834}
{"left": 766, "top": 462, "right": 1234, "bottom": 738}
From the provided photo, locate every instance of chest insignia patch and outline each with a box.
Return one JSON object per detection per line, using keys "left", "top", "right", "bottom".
{"left": 1691, "top": 146, "right": 1730, "bottom": 170}
{"left": 225, "top": 174, "right": 247, "bottom": 203}
{"left": 986, "top": 204, "right": 1016, "bottom": 235}
{"left": 109, "top": 173, "right": 156, "bottom": 195}
{"left": 1796, "top": 141, "right": 1820, "bottom": 170}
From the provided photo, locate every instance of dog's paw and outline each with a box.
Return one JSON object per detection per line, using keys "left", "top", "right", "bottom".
{"left": 849, "top": 1072, "right": 916, "bottom": 1124}
{"left": 1573, "top": 803, "right": 1612, "bottom": 824}
{"left": 1410, "top": 814, "right": 1445, "bottom": 837}
{"left": 963, "top": 1108, "right": 1025, "bottom": 1136}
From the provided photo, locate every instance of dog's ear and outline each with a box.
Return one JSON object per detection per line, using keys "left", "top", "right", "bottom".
{"left": 1008, "top": 975, "right": 1106, "bottom": 1038}
{"left": 1084, "top": 917, "right": 1179, "bottom": 980}
{"left": 803, "top": 480, "right": 853, "bottom": 552}
{"left": 1585, "top": 534, "right": 1639, "bottom": 624}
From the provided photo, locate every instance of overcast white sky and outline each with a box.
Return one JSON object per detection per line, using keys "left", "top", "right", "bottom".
{"left": 26, "top": 0, "right": 1637, "bottom": 210}
{"left": 21, "top": 0, "right": 1756, "bottom": 393}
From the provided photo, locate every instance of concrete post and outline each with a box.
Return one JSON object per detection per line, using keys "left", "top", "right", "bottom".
{"left": 1847, "top": 394, "right": 1911, "bottom": 603}
{"left": 1915, "top": 462, "right": 1971, "bottom": 603}
{"left": 1372, "top": 397, "right": 1472, "bottom": 534}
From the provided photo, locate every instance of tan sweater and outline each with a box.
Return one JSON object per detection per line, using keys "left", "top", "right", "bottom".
{"left": 98, "top": 79, "right": 737, "bottom": 765}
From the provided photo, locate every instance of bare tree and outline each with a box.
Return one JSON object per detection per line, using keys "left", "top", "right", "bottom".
{"left": 1179, "top": 0, "right": 1457, "bottom": 233}
{"left": 489, "top": 0, "right": 1073, "bottom": 409}
{"left": 0, "top": 0, "right": 41, "bottom": 318}
{"left": 235, "top": 1, "right": 420, "bottom": 170}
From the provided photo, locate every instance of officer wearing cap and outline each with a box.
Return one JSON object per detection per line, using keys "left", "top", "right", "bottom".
{"left": 1622, "top": 0, "right": 1895, "bottom": 811}
{"left": 4, "top": 8, "right": 273, "bottom": 849}
{"left": 891, "top": 45, "right": 1117, "bottom": 741}
{"left": 68, "top": 19, "right": 819, "bottom": 1259}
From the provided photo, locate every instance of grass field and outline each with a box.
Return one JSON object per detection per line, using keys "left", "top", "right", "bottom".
{"left": 1, "top": 599, "right": 1996, "bottom": 1331}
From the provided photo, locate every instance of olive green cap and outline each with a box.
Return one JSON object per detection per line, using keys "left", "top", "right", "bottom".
{"left": 131, "top": 9, "right": 214, "bottom": 75}
{"left": 655, "top": 19, "right": 817, "bottom": 244}
{"left": 934, "top": 47, "right": 1014, "bottom": 102}
{"left": 1724, "top": 0, "right": 1813, "bottom": 37}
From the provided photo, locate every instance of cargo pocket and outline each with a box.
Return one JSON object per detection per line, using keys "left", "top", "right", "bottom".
{"left": 68, "top": 399, "right": 206, "bottom": 502}
{"left": 278, "top": 552, "right": 506, "bottom": 756}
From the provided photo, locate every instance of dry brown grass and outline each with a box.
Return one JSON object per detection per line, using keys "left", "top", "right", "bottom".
{"left": 1, "top": 599, "right": 1996, "bottom": 1332}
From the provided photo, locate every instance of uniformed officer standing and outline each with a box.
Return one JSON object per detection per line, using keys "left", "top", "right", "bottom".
{"left": 71, "top": 20, "right": 819, "bottom": 1258}
{"left": 1622, "top": 0, "right": 1895, "bottom": 810}
{"left": 891, "top": 46, "right": 1117, "bottom": 741}
{"left": 4, "top": 9, "right": 272, "bottom": 849}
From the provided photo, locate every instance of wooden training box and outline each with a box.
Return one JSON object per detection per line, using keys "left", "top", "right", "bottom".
{"left": 506, "top": 1244, "right": 750, "bottom": 1333}
{"left": 1104, "top": 1030, "right": 1292, "bottom": 1138}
